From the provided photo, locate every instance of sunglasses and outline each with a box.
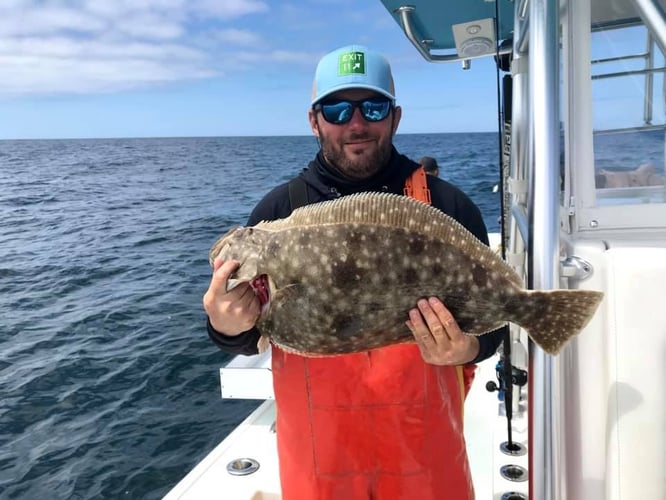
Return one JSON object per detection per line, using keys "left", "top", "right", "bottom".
{"left": 314, "top": 97, "right": 393, "bottom": 125}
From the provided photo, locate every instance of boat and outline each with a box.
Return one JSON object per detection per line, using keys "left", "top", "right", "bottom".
{"left": 164, "top": 0, "right": 666, "bottom": 498}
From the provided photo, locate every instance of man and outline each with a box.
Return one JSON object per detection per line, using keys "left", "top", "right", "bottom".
{"left": 420, "top": 155, "right": 440, "bottom": 177}
{"left": 204, "top": 45, "right": 503, "bottom": 499}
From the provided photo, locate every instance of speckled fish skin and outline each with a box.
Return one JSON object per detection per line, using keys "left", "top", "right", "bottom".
{"left": 210, "top": 192, "right": 604, "bottom": 356}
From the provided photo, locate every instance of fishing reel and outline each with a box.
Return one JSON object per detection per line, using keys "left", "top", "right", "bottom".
{"left": 485, "top": 360, "right": 528, "bottom": 401}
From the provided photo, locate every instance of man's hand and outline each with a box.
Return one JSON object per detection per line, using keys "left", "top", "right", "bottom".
{"left": 203, "top": 259, "right": 261, "bottom": 336}
{"left": 406, "top": 297, "right": 479, "bottom": 365}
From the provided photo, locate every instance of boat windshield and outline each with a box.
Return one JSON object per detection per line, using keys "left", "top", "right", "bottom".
{"left": 562, "top": 1, "right": 666, "bottom": 233}
{"left": 592, "top": 21, "right": 665, "bottom": 206}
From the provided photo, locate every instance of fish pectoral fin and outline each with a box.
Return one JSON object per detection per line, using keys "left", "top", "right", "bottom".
{"left": 273, "top": 283, "right": 301, "bottom": 300}
{"left": 225, "top": 278, "right": 247, "bottom": 292}
{"left": 257, "top": 335, "right": 271, "bottom": 353}
{"left": 225, "top": 261, "right": 260, "bottom": 292}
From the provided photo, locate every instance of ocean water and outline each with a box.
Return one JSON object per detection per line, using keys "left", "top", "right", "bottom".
{"left": 0, "top": 133, "right": 502, "bottom": 500}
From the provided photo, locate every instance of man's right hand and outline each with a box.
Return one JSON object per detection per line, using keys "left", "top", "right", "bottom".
{"left": 203, "top": 259, "right": 261, "bottom": 336}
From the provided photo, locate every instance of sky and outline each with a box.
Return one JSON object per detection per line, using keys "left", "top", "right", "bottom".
{"left": 0, "top": 0, "right": 504, "bottom": 139}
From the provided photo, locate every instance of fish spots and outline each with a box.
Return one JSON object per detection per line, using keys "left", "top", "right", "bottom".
{"left": 400, "top": 267, "right": 418, "bottom": 285}
{"left": 504, "top": 296, "right": 526, "bottom": 318}
{"left": 332, "top": 259, "right": 364, "bottom": 288}
{"left": 359, "top": 292, "right": 375, "bottom": 306}
{"left": 347, "top": 230, "right": 364, "bottom": 248}
{"left": 297, "top": 230, "right": 312, "bottom": 247}
{"left": 332, "top": 314, "right": 356, "bottom": 336}
{"left": 266, "top": 239, "right": 281, "bottom": 257}
{"left": 408, "top": 237, "right": 426, "bottom": 255}
{"left": 212, "top": 193, "right": 603, "bottom": 355}
{"left": 471, "top": 264, "right": 488, "bottom": 287}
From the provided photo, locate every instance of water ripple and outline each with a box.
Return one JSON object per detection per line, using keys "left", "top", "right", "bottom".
{"left": 1, "top": 135, "right": 501, "bottom": 499}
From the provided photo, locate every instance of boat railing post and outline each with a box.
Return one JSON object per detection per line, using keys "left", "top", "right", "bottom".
{"left": 631, "top": 0, "right": 666, "bottom": 56}
{"left": 528, "top": 1, "right": 563, "bottom": 500}
{"left": 508, "top": 0, "right": 530, "bottom": 283}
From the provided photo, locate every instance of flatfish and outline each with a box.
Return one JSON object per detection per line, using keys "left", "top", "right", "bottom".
{"left": 210, "top": 192, "right": 603, "bottom": 355}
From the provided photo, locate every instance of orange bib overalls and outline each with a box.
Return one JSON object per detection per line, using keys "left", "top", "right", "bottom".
{"left": 273, "top": 167, "right": 476, "bottom": 499}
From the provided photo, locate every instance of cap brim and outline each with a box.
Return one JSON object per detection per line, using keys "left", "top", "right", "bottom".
{"left": 312, "top": 85, "right": 395, "bottom": 105}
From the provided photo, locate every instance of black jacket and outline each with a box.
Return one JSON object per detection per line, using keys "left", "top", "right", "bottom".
{"left": 208, "top": 146, "right": 504, "bottom": 363}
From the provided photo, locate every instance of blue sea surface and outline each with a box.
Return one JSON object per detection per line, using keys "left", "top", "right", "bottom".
{"left": 0, "top": 134, "right": 501, "bottom": 499}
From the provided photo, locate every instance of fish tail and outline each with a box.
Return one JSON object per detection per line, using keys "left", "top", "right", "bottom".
{"left": 510, "top": 289, "right": 604, "bottom": 355}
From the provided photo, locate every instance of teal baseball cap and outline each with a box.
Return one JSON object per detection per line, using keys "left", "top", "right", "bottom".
{"left": 311, "top": 45, "right": 396, "bottom": 105}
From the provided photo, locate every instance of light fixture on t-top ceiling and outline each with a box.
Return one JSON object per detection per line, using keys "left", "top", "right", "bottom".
{"left": 452, "top": 18, "right": 496, "bottom": 59}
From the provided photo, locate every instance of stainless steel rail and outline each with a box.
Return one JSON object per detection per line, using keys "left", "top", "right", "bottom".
{"left": 632, "top": 0, "right": 666, "bottom": 55}
{"left": 395, "top": 5, "right": 511, "bottom": 63}
{"left": 528, "top": 1, "right": 562, "bottom": 500}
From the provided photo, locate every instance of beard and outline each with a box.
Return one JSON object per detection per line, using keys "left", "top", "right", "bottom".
{"left": 319, "top": 130, "right": 393, "bottom": 179}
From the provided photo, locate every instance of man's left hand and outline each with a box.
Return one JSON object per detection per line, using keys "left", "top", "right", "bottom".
{"left": 406, "top": 297, "right": 479, "bottom": 365}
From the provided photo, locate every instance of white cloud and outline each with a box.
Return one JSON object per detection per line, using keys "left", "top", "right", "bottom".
{"left": 0, "top": 0, "right": 272, "bottom": 96}
{"left": 0, "top": 54, "right": 215, "bottom": 95}
{"left": 0, "top": 37, "right": 204, "bottom": 61}
{"left": 0, "top": 6, "right": 106, "bottom": 37}
{"left": 214, "top": 49, "right": 319, "bottom": 70}
{"left": 190, "top": 0, "right": 269, "bottom": 19}
{"left": 214, "top": 29, "right": 263, "bottom": 46}
{"left": 114, "top": 13, "right": 184, "bottom": 40}
{"left": 0, "top": 30, "right": 212, "bottom": 95}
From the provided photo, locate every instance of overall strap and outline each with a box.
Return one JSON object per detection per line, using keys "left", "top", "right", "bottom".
{"left": 403, "top": 165, "right": 471, "bottom": 410}
{"left": 288, "top": 176, "right": 309, "bottom": 211}
{"left": 403, "top": 166, "right": 432, "bottom": 204}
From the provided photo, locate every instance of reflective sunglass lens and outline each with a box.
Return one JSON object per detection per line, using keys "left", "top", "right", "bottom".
{"left": 322, "top": 102, "right": 353, "bottom": 124}
{"left": 319, "top": 99, "right": 392, "bottom": 124}
{"left": 361, "top": 100, "right": 391, "bottom": 122}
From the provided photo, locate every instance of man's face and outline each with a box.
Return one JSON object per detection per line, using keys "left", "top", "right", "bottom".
{"left": 308, "top": 89, "right": 402, "bottom": 179}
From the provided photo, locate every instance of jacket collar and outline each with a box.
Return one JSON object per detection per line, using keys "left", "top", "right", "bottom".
{"left": 299, "top": 146, "right": 419, "bottom": 198}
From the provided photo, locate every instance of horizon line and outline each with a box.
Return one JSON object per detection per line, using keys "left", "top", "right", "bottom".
{"left": 0, "top": 131, "right": 499, "bottom": 142}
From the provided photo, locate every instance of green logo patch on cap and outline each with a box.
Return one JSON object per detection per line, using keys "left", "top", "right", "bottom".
{"left": 338, "top": 51, "right": 365, "bottom": 76}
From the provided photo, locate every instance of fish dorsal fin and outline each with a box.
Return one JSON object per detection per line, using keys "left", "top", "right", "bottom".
{"left": 257, "top": 191, "right": 477, "bottom": 250}
{"left": 255, "top": 192, "right": 522, "bottom": 287}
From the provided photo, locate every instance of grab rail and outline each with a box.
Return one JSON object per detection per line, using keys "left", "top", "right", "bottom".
{"left": 394, "top": 5, "right": 511, "bottom": 63}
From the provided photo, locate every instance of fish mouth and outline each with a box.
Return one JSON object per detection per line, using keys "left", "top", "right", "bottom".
{"left": 249, "top": 274, "right": 271, "bottom": 315}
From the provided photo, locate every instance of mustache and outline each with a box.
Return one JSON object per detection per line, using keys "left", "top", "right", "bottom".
{"left": 346, "top": 133, "right": 373, "bottom": 141}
